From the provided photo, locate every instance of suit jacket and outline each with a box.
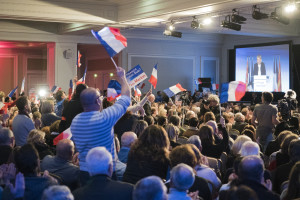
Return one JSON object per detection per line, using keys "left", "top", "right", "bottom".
{"left": 253, "top": 62, "right": 266, "bottom": 76}
{"left": 73, "top": 175, "right": 133, "bottom": 200}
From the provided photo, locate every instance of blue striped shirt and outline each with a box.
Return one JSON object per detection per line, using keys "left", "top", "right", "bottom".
{"left": 70, "top": 96, "right": 130, "bottom": 171}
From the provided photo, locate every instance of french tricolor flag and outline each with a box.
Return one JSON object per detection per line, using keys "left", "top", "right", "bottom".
{"left": 51, "top": 86, "right": 60, "bottom": 94}
{"left": 68, "top": 79, "right": 74, "bottom": 100}
{"left": 53, "top": 128, "right": 72, "bottom": 146}
{"left": 220, "top": 81, "right": 247, "bottom": 103}
{"left": 149, "top": 64, "right": 158, "bottom": 89}
{"left": 8, "top": 86, "right": 18, "bottom": 98}
{"left": 163, "top": 83, "right": 186, "bottom": 97}
{"left": 77, "top": 67, "right": 87, "bottom": 85}
{"left": 91, "top": 27, "right": 127, "bottom": 58}
{"left": 107, "top": 80, "right": 121, "bottom": 101}
{"left": 134, "top": 86, "right": 141, "bottom": 97}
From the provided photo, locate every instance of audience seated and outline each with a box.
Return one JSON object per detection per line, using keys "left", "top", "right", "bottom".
{"left": 280, "top": 161, "right": 300, "bottom": 200}
{"left": 27, "top": 129, "right": 53, "bottom": 160}
{"left": 132, "top": 120, "right": 148, "bottom": 137}
{"left": 0, "top": 128, "right": 15, "bottom": 165}
{"left": 240, "top": 141, "right": 260, "bottom": 157}
{"left": 164, "top": 124, "right": 180, "bottom": 149}
{"left": 72, "top": 147, "right": 133, "bottom": 200}
{"left": 183, "top": 117, "right": 199, "bottom": 138}
{"left": 133, "top": 176, "right": 167, "bottom": 200}
{"left": 42, "top": 185, "right": 74, "bottom": 200}
{"left": 118, "top": 131, "right": 137, "bottom": 163}
{"left": 41, "top": 139, "right": 80, "bottom": 191}
{"left": 232, "top": 112, "right": 248, "bottom": 134}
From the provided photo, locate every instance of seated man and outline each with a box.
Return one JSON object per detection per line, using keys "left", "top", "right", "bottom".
{"left": 72, "top": 147, "right": 133, "bottom": 200}
{"left": 183, "top": 117, "right": 199, "bottom": 138}
{"left": 239, "top": 141, "right": 260, "bottom": 157}
{"left": 118, "top": 131, "right": 137, "bottom": 163}
{"left": 42, "top": 185, "right": 74, "bottom": 200}
{"left": 0, "top": 128, "right": 15, "bottom": 165}
{"left": 133, "top": 176, "right": 167, "bottom": 200}
{"left": 232, "top": 112, "right": 248, "bottom": 134}
{"left": 168, "top": 164, "right": 195, "bottom": 200}
{"left": 41, "top": 139, "right": 80, "bottom": 190}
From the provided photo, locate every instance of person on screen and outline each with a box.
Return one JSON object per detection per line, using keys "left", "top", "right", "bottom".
{"left": 253, "top": 55, "right": 266, "bottom": 76}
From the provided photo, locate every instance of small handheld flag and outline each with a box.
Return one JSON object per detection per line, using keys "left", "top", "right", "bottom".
{"left": 51, "top": 86, "right": 60, "bottom": 94}
{"left": 220, "top": 81, "right": 246, "bottom": 103}
{"left": 77, "top": 50, "right": 82, "bottom": 68}
{"left": 53, "top": 128, "right": 72, "bottom": 146}
{"left": 149, "top": 64, "right": 158, "bottom": 89}
{"left": 68, "top": 79, "right": 74, "bottom": 100}
{"left": 134, "top": 86, "right": 141, "bottom": 97}
{"left": 77, "top": 67, "right": 87, "bottom": 84}
{"left": 107, "top": 80, "right": 121, "bottom": 101}
{"left": 163, "top": 83, "right": 186, "bottom": 98}
{"left": 8, "top": 86, "right": 18, "bottom": 98}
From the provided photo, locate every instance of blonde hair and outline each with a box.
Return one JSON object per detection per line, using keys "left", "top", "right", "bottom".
{"left": 231, "top": 135, "right": 252, "bottom": 155}
{"left": 208, "top": 94, "right": 220, "bottom": 104}
{"left": 0, "top": 91, "right": 5, "bottom": 99}
{"left": 27, "top": 129, "right": 45, "bottom": 144}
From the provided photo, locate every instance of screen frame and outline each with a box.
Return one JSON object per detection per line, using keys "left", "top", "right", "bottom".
{"left": 233, "top": 40, "right": 293, "bottom": 92}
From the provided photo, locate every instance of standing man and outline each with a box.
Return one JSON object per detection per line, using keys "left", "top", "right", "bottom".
{"left": 251, "top": 92, "right": 279, "bottom": 151}
{"left": 71, "top": 67, "right": 131, "bottom": 185}
{"left": 253, "top": 55, "right": 266, "bottom": 76}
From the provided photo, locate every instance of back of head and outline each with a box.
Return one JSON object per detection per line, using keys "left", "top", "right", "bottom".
{"left": 238, "top": 155, "right": 264, "bottom": 182}
{"left": 16, "top": 96, "right": 28, "bottom": 111}
{"left": 232, "top": 135, "right": 252, "bottom": 155}
{"left": 164, "top": 124, "right": 179, "bottom": 141}
{"left": 157, "top": 116, "right": 167, "bottom": 127}
{"left": 206, "top": 120, "right": 217, "bottom": 134}
{"left": 133, "top": 176, "right": 167, "bottom": 200}
{"left": 241, "top": 130, "right": 256, "bottom": 141}
{"left": 27, "top": 129, "right": 45, "bottom": 144}
{"left": 80, "top": 88, "right": 98, "bottom": 108}
{"left": 274, "top": 122, "right": 290, "bottom": 137}
{"left": 14, "top": 144, "right": 39, "bottom": 176}
{"left": 55, "top": 90, "right": 65, "bottom": 102}
{"left": 226, "top": 186, "right": 258, "bottom": 200}
{"left": 137, "top": 125, "right": 169, "bottom": 150}
{"left": 188, "top": 117, "right": 198, "bottom": 128}
{"left": 169, "top": 115, "right": 180, "bottom": 126}
{"left": 187, "top": 135, "right": 202, "bottom": 151}
{"left": 133, "top": 120, "right": 148, "bottom": 137}
{"left": 281, "top": 133, "right": 298, "bottom": 155}
{"left": 240, "top": 141, "right": 260, "bottom": 157}
{"left": 121, "top": 131, "right": 137, "bottom": 147}
{"left": 56, "top": 139, "right": 75, "bottom": 161}
{"left": 144, "top": 116, "right": 154, "bottom": 126}
{"left": 0, "top": 128, "right": 14, "bottom": 146}
{"left": 186, "top": 111, "right": 195, "bottom": 120}
{"left": 234, "top": 112, "right": 245, "bottom": 123}
{"left": 42, "top": 185, "right": 74, "bottom": 200}
{"left": 41, "top": 100, "right": 54, "bottom": 114}
{"left": 74, "top": 84, "right": 88, "bottom": 99}
{"left": 170, "top": 163, "right": 195, "bottom": 191}
{"left": 86, "top": 147, "right": 112, "bottom": 176}
{"left": 262, "top": 92, "right": 273, "bottom": 104}
{"left": 203, "top": 112, "right": 215, "bottom": 123}
{"left": 288, "top": 139, "right": 300, "bottom": 163}
{"left": 198, "top": 125, "right": 214, "bottom": 145}
{"left": 170, "top": 144, "right": 197, "bottom": 168}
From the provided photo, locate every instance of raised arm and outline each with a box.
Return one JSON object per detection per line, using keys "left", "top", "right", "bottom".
{"left": 116, "top": 67, "right": 131, "bottom": 98}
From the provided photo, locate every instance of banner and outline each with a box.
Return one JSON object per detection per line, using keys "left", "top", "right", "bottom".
{"left": 126, "top": 65, "right": 148, "bottom": 88}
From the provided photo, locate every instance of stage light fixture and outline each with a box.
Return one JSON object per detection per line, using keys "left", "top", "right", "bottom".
{"left": 252, "top": 5, "right": 269, "bottom": 20}
{"left": 270, "top": 8, "right": 290, "bottom": 25}
{"left": 163, "top": 30, "right": 182, "bottom": 38}
{"left": 221, "top": 15, "right": 241, "bottom": 31}
{"left": 168, "top": 24, "right": 175, "bottom": 31}
{"left": 284, "top": 2, "right": 297, "bottom": 13}
{"left": 191, "top": 16, "right": 199, "bottom": 29}
{"left": 231, "top": 9, "right": 247, "bottom": 24}
{"left": 38, "top": 89, "right": 47, "bottom": 97}
{"left": 202, "top": 17, "right": 212, "bottom": 25}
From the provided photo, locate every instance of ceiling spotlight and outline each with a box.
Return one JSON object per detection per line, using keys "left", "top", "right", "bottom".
{"left": 284, "top": 2, "right": 297, "bottom": 13}
{"left": 270, "top": 8, "right": 290, "bottom": 25}
{"left": 252, "top": 5, "right": 269, "bottom": 20}
{"left": 191, "top": 16, "right": 199, "bottom": 29}
{"left": 231, "top": 9, "right": 247, "bottom": 24}
{"left": 221, "top": 15, "right": 241, "bottom": 31}
{"left": 163, "top": 30, "right": 182, "bottom": 38}
{"left": 168, "top": 24, "right": 175, "bottom": 31}
{"left": 202, "top": 17, "right": 212, "bottom": 25}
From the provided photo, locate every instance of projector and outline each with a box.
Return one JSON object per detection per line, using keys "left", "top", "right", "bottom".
{"left": 252, "top": 10, "right": 269, "bottom": 20}
{"left": 163, "top": 30, "right": 182, "bottom": 38}
{"left": 221, "top": 21, "right": 241, "bottom": 31}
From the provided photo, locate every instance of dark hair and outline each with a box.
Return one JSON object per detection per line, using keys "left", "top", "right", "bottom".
{"left": 129, "top": 125, "right": 169, "bottom": 162}
{"left": 170, "top": 144, "right": 197, "bottom": 168}
{"left": 157, "top": 116, "right": 167, "bottom": 127}
{"left": 262, "top": 92, "right": 273, "bottom": 103}
{"left": 133, "top": 120, "right": 148, "bottom": 137}
{"left": 16, "top": 96, "right": 29, "bottom": 111}
{"left": 274, "top": 122, "right": 290, "bottom": 137}
{"left": 74, "top": 84, "right": 88, "bottom": 99}
{"left": 281, "top": 133, "right": 298, "bottom": 155}
{"left": 243, "top": 125, "right": 256, "bottom": 134}
{"left": 203, "top": 112, "right": 215, "bottom": 123}
{"left": 241, "top": 130, "right": 256, "bottom": 142}
{"left": 289, "top": 140, "right": 300, "bottom": 163}
{"left": 197, "top": 125, "right": 214, "bottom": 145}
{"left": 14, "top": 144, "right": 39, "bottom": 176}
{"left": 188, "top": 117, "right": 198, "bottom": 128}
{"left": 283, "top": 161, "right": 300, "bottom": 200}
{"left": 144, "top": 116, "right": 154, "bottom": 126}
{"left": 169, "top": 115, "right": 180, "bottom": 126}
{"left": 102, "top": 97, "right": 113, "bottom": 109}
{"left": 226, "top": 186, "right": 258, "bottom": 200}
{"left": 55, "top": 90, "right": 65, "bottom": 102}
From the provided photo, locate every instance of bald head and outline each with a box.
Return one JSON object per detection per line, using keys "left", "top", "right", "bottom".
{"left": 170, "top": 163, "right": 195, "bottom": 191}
{"left": 80, "top": 88, "right": 101, "bottom": 111}
{"left": 238, "top": 155, "right": 264, "bottom": 182}
{"left": 121, "top": 132, "right": 137, "bottom": 147}
{"left": 56, "top": 139, "right": 75, "bottom": 161}
{"left": 148, "top": 94, "right": 155, "bottom": 103}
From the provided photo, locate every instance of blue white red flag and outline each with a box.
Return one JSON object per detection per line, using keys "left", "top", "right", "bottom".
{"left": 164, "top": 83, "right": 186, "bottom": 97}
{"left": 149, "top": 64, "right": 158, "bottom": 89}
{"left": 212, "top": 83, "right": 219, "bottom": 91}
{"left": 21, "top": 77, "right": 25, "bottom": 94}
{"left": 126, "top": 65, "right": 148, "bottom": 88}
{"left": 134, "top": 86, "right": 141, "bottom": 97}
{"left": 8, "top": 86, "right": 18, "bottom": 98}
{"left": 107, "top": 80, "right": 121, "bottom": 101}
{"left": 77, "top": 50, "right": 82, "bottom": 68}
{"left": 68, "top": 79, "right": 74, "bottom": 100}
{"left": 91, "top": 27, "right": 127, "bottom": 58}
{"left": 77, "top": 67, "right": 87, "bottom": 84}
{"left": 51, "top": 86, "right": 60, "bottom": 94}
{"left": 53, "top": 128, "right": 72, "bottom": 146}
{"left": 220, "top": 81, "right": 246, "bottom": 103}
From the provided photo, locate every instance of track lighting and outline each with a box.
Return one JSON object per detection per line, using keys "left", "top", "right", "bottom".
{"left": 221, "top": 15, "right": 241, "bottom": 31}
{"left": 231, "top": 9, "right": 247, "bottom": 24}
{"left": 270, "top": 8, "right": 290, "bottom": 25}
{"left": 252, "top": 5, "right": 269, "bottom": 20}
{"left": 284, "top": 1, "right": 297, "bottom": 13}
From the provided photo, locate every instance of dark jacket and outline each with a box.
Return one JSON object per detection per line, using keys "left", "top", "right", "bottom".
{"left": 73, "top": 175, "right": 133, "bottom": 200}
{"left": 240, "top": 179, "right": 279, "bottom": 200}
{"left": 272, "top": 161, "right": 295, "bottom": 194}
{"left": 253, "top": 62, "right": 266, "bottom": 76}
{"left": 41, "top": 113, "right": 61, "bottom": 127}
{"left": 232, "top": 121, "right": 248, "bottom": 134}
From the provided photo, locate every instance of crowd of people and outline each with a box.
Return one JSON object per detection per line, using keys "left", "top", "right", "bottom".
{"left": 0, "top": 67, "right": 300, "bottom": 200}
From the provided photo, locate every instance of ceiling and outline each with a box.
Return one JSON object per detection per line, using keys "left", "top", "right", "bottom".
{"left": 0, "top": 0, "right": 300, "bottom": 38}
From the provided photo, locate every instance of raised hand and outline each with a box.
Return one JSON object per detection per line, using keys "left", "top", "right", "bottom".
{"left": 8, "top": 172, "right": 25, "bottom": 199}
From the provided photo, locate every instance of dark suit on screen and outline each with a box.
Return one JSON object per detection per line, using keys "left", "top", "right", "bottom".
{"left": 253, "top": 62, "right": 266, "bottom": 75}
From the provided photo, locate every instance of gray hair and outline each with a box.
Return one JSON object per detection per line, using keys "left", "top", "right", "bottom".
{"left": 121, "top": 132, "right": 137, "bottom": 147}
{"left": 170, "top": 163, "right": 195, "bottom": 191}
{"left": 186, "top": 111, "right": 196, "bottom": 120}
{"left": 240, "top": 141, "right": 260, "bottom": 157}
{"left": 208, "top": 94, "right": 220, "bottom": 104}
{"left": 133, "top": 176, "right": 167, "bottom": 200}
{"left": 232, "top": 135, "right": 252, "bottom": 156}
{"left": 187, "top": 135, "right": 202, "bottom": 150}
{"left": 0, "top": 128, "right": 14, "bottom": 145}
{"left": 41, "top": 100, "right": 54, "bottom": 114}
{"left": 42, "top": 185, "right": 74, "bottom": 200}
{"left": 234, "top": 112, "right": 245, "bottom": 122}
{"left": 86, "top": 147, "right": 112, "bottom": 176}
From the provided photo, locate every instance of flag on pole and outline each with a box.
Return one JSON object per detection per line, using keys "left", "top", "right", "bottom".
{"left": 68, "top": 79, "right": 74, "bottom": 100}
{"left": 20, "top": 77, "right": 25, "bottom": 94}
{"left": 278, "top": 56, "right": 282, "bottom": 92}
{"left": 163, "top": 83, "right": 186, "bottom": 97}
{"left": 77, "top": 50, "right": 82, "bottom": 68}
{"left": 107, "top": 80, "right": 121, "bottom": 101}
{"left": 53, "top": 128, "right": 72, "bottom": 146}
{"left": 212, "top": 83, "right": 219, "bottom": 91}
{"left": 77, "top": 67, "right": 87, "bottom": 84}
{"left": 220, "top": 81, "right": 247, "bottom": 103}
{"left": 134, "top": 86, "right": 141, "bottom": 97}
{"left": 8, "top": 86, "right": 18, "bottom": 98}
{"left": 245, "top": 57, "right": 249, "bottom": 85}
{"left": 273, "top": 57, "right": 278, "bottom": 91}
{"left": 149, "top": 64, "right": 158, "bottom": 89}
{"left": 91, "top": 27, "right": 127, "bottom": 58}
{"left": 51, "top": 86, "right": 60, "bottom": 94}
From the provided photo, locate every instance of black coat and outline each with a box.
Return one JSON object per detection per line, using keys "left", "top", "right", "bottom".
{"left": 73, "top": 175, "right": 133, "bottom": 200}
{"left": 253, "top": 62, "right": 266, "bottom": 76}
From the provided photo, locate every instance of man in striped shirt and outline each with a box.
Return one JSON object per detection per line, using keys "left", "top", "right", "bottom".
{"left": 71, "top": 67, "right": 131, "bottom": 185}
